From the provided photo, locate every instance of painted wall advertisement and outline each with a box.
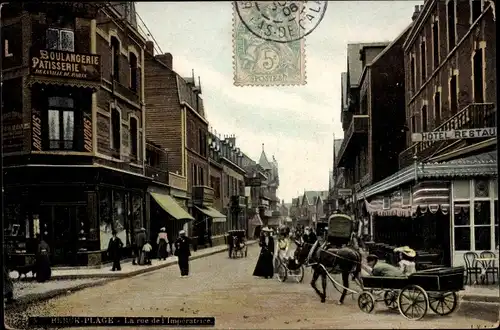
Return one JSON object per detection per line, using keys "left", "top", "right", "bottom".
{"left": 83, "top": 112, "right": 92, "bottom": 152}
{"left": 32, "top": 109, "right": 42, "bottom": 151}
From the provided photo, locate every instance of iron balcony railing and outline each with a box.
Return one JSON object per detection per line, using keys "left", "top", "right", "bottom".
{"left": 335, "top": 115, "right": 369, "bottom": 168}
{"left": 399, "top": 103, "right": 496, "bottom": 168}
{"left": 144, "top": 165, "right": 168, "bottom": 184}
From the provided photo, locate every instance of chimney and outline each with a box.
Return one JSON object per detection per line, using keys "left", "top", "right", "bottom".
{"left": 411, "top": 5, "right": 420, "bottom": 21}
{"left": 145, "top": 41, "right": 154, "bottom": 55}
{"left": 155, "top": 52, "right": 173, "bottom": 70}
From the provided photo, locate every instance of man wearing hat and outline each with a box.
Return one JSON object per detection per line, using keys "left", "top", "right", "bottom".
{"left": 394, "top": 246, "right": 417, "bottom": 275}
{"left": 134, "top": 227, "right": 147, "bottom": 265}
{"left": 174, "top": 230, "right": 191, "bottom": 277}
{"left": 366, "top": 254, "right": 405, "bottom": 277}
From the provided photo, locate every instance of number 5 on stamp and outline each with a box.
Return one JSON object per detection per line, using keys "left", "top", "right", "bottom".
{"left": 232, "top": 1, "right": 309, "bottom": 86}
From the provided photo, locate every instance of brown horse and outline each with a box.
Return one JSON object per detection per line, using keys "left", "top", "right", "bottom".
{"left": 294, "top": 240, "right": 363, "bottom": 304}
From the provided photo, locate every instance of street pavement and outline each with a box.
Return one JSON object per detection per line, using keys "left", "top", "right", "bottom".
{"left": 5, "top": 244, "right": 499, "bottom": 329}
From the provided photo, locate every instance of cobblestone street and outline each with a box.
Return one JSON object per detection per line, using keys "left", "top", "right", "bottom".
{"left": 5, "top": 244, "right": 499, "bottom": 329}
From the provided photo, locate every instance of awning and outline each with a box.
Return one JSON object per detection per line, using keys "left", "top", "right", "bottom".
{"left": 150, "top": 192, "right": 194, "bottom": 221}
{"left": 411, "top": 181, "right": 450, "bottom": 215}
{"left": 27, "top": 76, "right": 101, "bottom": 90}
{"left": 195, "top": 206, "right": 227, "bottom": 223}
{"left": 267, "top": 217, "right": 280, "bottom": 226}
{"left": 249, "top": 214, "right": 263, "bottom": 226}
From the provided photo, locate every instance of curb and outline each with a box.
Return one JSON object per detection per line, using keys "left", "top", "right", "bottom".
{"left": 6, "top": 241, "right": 257, "bottom": 309}
{"left": 461, "top": 294, "right": 500, "bottom": 304}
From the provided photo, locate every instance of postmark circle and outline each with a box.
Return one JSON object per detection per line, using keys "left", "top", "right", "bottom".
{"left": 235, "top": 1, "right": 328, "bottom": 43}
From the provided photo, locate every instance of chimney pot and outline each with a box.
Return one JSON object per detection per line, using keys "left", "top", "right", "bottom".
{"left": 155, "top": 52, "right": 173, "bottom": 70}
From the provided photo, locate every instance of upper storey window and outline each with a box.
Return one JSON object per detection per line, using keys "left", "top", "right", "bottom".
{"left": 110, "top": 36, "right": 120, "bottom": 81}
{"left": 471, "top": 0, "right": 484, "bottom": 23}
{"left": 46, "top": 16, "right": 74, "bottom": 52}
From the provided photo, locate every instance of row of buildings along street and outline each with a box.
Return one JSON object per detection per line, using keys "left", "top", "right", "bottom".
{"left": 1, "top": 2, "right": 282, "bottom": 268}
{"left": 309, "top": 1, "right": 497, "bottom": 269}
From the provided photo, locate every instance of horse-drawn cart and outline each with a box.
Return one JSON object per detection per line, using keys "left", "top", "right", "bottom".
{"left": 227, "top": 230, "right": 247, "bottom": 258}
{"left": 358, "top": 266, "right": 465, "bottom": 320}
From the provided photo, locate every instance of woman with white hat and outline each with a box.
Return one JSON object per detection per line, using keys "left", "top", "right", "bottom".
{"left": 394, "top": 246, "right": 417, "bottom": 275}
{"left": 157, "top": 227, "right": 169, "bottom": 260}
{"left": 253, "top": 227, "right": 275, "bottom": 279}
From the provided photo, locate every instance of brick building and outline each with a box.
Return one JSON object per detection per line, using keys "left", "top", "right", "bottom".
{"left": 1, "top": 2, "right": 166, "bottom": 266}
{"left": 357, "top": 1, "right": 497, "bottom": 267}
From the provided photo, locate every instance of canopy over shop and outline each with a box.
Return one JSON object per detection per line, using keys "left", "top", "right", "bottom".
{"left": 195, "top": 206, "right": 227, "bottom": 238}
{"left": 358, "top": 151, "right": 498, "bottom": 267}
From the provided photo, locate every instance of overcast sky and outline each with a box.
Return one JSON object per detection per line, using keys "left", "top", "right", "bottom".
{"left": 136, "top": 1, "right": 423, "bottom": 203}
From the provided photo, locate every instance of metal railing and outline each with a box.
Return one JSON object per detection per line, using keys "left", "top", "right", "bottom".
{"left": 145, "top": 165, "right": 168, "bottom": 184}
{"left": 335, "top": 115, "right": 369, "bottom": 168}
{"left": 399, "top": 103, "right": 496, "bottom": 168}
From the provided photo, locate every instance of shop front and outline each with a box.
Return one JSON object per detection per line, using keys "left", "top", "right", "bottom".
{"left": 191, "top": 186, "right": 227, "bottom": 248}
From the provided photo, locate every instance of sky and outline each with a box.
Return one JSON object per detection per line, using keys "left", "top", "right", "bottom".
{"left": 136, "top": 1, "right": 423, "bottom": 203}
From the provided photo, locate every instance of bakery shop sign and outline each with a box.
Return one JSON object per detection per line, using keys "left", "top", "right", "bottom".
{"left": 30, "top": 49, "right": 101, "bottom": 81}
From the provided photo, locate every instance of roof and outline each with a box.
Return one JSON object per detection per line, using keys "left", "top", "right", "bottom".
{"left": 303, "top": 191, "right": 328, "bottom": 205}
{"left": 258, "top": 149, "right": 273, "bottom": 170}
{"left": 341, "top": 72, "right": 348, "bottom": 110}
{"left": 177, "top": 76, "right": 205, "bottom": 118}
{"left": 347, "top": 42, "right": 390, "bottom": 87}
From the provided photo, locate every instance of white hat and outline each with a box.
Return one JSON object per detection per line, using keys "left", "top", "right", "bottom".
{"left": 160, "top": 227, "right": 166, "bottom": 231}
{"left": 261, "top": 227, "right": 272, "bottom": 232}
{"left": 141, "top": 227, "right": 146, "bottom": 231}
{"left": 179, "top": 230, "right": 186, "bottom": 235}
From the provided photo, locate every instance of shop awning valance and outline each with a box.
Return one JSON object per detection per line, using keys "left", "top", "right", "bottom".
{"left": 150, "top": 192, "right": 194, "bottom": 221}
{"left": 411, "top": 181, "right": 450, "bottom": 215}
{"left": 364, "top": 195, "right": 412, "bottom": 218}
{"left": 27, "top": 76, "right": 101, "bottom": 90}
{"left": 195, "top": 206, "right": 227, "bottom": 223}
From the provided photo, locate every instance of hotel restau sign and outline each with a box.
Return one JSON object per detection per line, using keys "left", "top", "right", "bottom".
{"left": 30, "top": 49, "right": 101, "bottom": 81}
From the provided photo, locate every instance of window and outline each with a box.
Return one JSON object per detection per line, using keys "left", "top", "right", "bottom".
{"left": 474, "top": 201, "right": 491, "bottom": 250}
{"left": 421, "top": 105, "right": 428, "bottom": 132}
{"left": 450, "top": 74, "right": 458, "bottom": 114}
{"left": 48, "top": 96, "right": 74, "bottom": 150}
{"left": 225, "top": 175, "right": 230, "bottom": 197}
{"left": 447, "top": 0, "right": 456, "bottom": 51}
{"left": 110, "top": 36, "right": 120, "bottom": 81}
{"left": 46, "top": 28, "right": 74, "bottom": 52}
{"left": 129, "top": 52, "right": 138, "bottom": 92}
{"left": 111, "top": 107, "right": 121, "bottom": 151}
{"left": 420, "top": 40, "right": 427, "bottom": 81}
{"left": 410, "top": 55, "right": 416, "bottom": 92}
{"left": 471, "top": 0, "right": 483, "bottom": 23}
{"left": 473, "top": 47, "right": 484, "bottom": 103}
{"left": 434, "top": 91, "right": 441, "bottom": 124}
{"left": 410, "top": 115, "right": 417, "bottom": 133}
{"left": 130, "top": 117, "right": 138, "bottom": 157}
{"left": 198, "top": 129, "right": 207, "bottom": 157}
{"left": 432, "top": 21, "right": 439, "bottom": 69}
{"left": 191, "top": 164, "right": 197, "bottom": 186}
{"left": 199, "top": 167, "right": 204, "bottom": 186}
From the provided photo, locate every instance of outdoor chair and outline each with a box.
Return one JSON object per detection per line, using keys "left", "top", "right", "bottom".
{"left": 479, "top": 251, "right": 498, "bottom": 285}
{"left": 463, "top": 252, "right": 481, "bottom": 285}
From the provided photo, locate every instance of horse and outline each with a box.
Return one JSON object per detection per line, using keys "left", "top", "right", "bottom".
{"left": 294, "top": 238, "right": 363, "bottom": 304}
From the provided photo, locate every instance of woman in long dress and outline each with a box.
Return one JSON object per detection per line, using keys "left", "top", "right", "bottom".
{"left": 35, "top": 235, "right": 51, "bottom": 282}
{"left": 157, "top": 227, "right": 168, "bottom": 260}
{"left": 253, "top": 227, "right": 275, "bottom": 279}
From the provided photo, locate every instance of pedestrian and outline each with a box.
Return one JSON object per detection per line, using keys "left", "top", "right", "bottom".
{"left": 35, "top": 235, "right": 51, "bottom": 282}
{"left": 253, "top": 227, "right": 275, "bottom": 279}
{"left": 108, "top": 230, "right": 123, "bottom": 271}
{"left": 3, "top": 264, "right": 15, "bottom": 304}
{"left": 157, "top": 227, "right": 169, "bottom": 260}
{"left": 142, "top": 241, "right": 153, "bottom": 265}
{"left": 134, "top": 227, "right": 146, "bottom": 265}
{"left": 174, "top": 230, "right": 191, "bottom": 277}
{"left": 302, "top": 226, "right": 317, "bottom": 245}
{"left": 207, "top": 227, "right": 213, "bottom": 248}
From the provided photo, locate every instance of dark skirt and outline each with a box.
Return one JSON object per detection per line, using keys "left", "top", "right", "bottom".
{"left": 158, "top": 239, "right": 168, "bottom": 259}
{"left": 36, "top": 255, "right": 51, "bottom": 282}
{"left": 253, "top": 248, "right": 274, "bottom": 278}
{"left": 3, "top": 266, "right": 13, "bottom": 296}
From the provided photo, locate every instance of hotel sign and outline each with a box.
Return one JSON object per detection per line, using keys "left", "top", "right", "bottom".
{"left": 30, "top": 49, "right": 101, "bottom": 81}
{"left": 412, "top": 127, "right": 496, "bottom": 142}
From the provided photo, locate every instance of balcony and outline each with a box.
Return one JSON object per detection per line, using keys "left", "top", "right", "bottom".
{"left": 192, "top": 186, "right": 214, "bottom": 206}
{"left": 335, "top": 115, "right": 369, "bottom": 168}
{"left": 145, "top": 165, "right": 168, "bottom": 184}
{"left": 399, "top": 103, "right": 496, "bottom": 168}
{"left": 231, "top": 196, "right": 246, "bottom": 208}
{"left": 169, "top": 172, "right": 187, "bottom": 191}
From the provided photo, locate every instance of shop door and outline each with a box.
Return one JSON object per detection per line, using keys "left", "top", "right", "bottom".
{"left": 51, "top": 206, "right": 81, "bottom": 266}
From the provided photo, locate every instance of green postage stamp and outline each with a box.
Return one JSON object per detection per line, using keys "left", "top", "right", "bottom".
{"left": 233, "top": 2, "right": 307, "bottom": 86}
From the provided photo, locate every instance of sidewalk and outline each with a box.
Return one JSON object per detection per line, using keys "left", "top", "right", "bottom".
{"left": 462, "top": 284, "right": 499, "bottom": 303}
{"left": 6, "top": 241, "right": 256, "bottom": 307}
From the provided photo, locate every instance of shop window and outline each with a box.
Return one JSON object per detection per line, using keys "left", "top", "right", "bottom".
{"left": 130, "top": 117, "right": 138, "bottom": 157}
{"left": 99, "top": 189, "right": 112, "bottom": 250}
{"left": 46, "top": 28, "right": 74, "bottom": 52}
{"left": 432, "top": 21, "right": 439, "bottom": 69}
{"left": 453, "top": 180, "right": 470, "bottom": 199}
{"left": 112, "top": 191, "right": 126, "bottom": 243}
{"left": 473, "top": 47, "right": 484, "bottom": 103}
{"left": 48, "top": 96, "right": 74, "bottom": 150}
{"left": 434, "top": 91, "right": 441, "bottom": 123}
{"left": 131, "top": 194, "right": 143, "bottom": 233}
{"left": 110, "top": 36, "right": 120, "bottom": 81}
{"left": 450, "top": 74, "right": 458, "bottom": 114}
{"left": 191, "top": 164, "right": 197, "bottom": 186}
{"left": 129, "top": 52, "right": 138, "bottom": 92}
{"left": 111, "top": 107, "right": 121, "bottom": 151}
{"left": 471, "top": 0, "right": 483, "bottom": 23}
{"left": 447, "top": 0, "right": 456, "bottom": 51}
{"left": 495, "top": 202, "right": 499, "bottom": 249}
{"left": 474, "top": 180, "right": 489, "bottom": 198}
{"left": 420, "top": 40, "right": 426, "bottom": 82}
{"left": 421, "top": 105, "right": 428, "bottom": 132}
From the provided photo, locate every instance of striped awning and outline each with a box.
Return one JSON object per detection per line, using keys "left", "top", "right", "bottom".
{"left": 411, "top": 181, "right": 450, "bottom": 215}
{"left": 364, "top": 189, "right": 412, "bottom": 218}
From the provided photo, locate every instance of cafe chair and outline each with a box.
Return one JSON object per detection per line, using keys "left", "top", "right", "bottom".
{"left": 480, "top": 251, "right": 498, "bottom": 285}
{"left": 463, "top": 252, "right": 481, "bottom": 285}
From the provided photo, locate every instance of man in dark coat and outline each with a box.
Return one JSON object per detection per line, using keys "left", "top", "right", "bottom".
{"left": 36, "top": 235, "right": 51, "bottom": 282}
{"left": 174, "top": 230, "right": 191, "bottom": 277}
{"left": 134, "top": 227, "right": 146, "bottom": 265}
{"left": 303, "top": 227, "right": 317, "bottom": 245}
{"left": 108, "top": 230, "right": 124, "bottom": 271}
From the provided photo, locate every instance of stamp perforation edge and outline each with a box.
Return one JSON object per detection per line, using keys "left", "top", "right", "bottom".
{"left": 232, "top": 1, "right": 307, "bottom": 87}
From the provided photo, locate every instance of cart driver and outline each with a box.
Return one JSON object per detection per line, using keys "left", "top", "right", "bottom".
{"left": 365, "top": 255, "right": 405, "bottom": 277}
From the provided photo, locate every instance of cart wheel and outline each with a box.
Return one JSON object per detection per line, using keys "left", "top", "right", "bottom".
{"left": 428, "top": 292, "right": 458, "bottom": 316}
{"left": 358, "top": 292, "right": 375, "bottom": 313}
{"left": 398, "top": 285, "right": 429, "bottom": 321}
{"left": 290, "top": 265, "right": 305, "bottom": 283}
{"left": 384, "top": 290, "right": 399, "bottom": 310}
{"left": 277, "top": 264, "right": 287, "bottom": 282}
